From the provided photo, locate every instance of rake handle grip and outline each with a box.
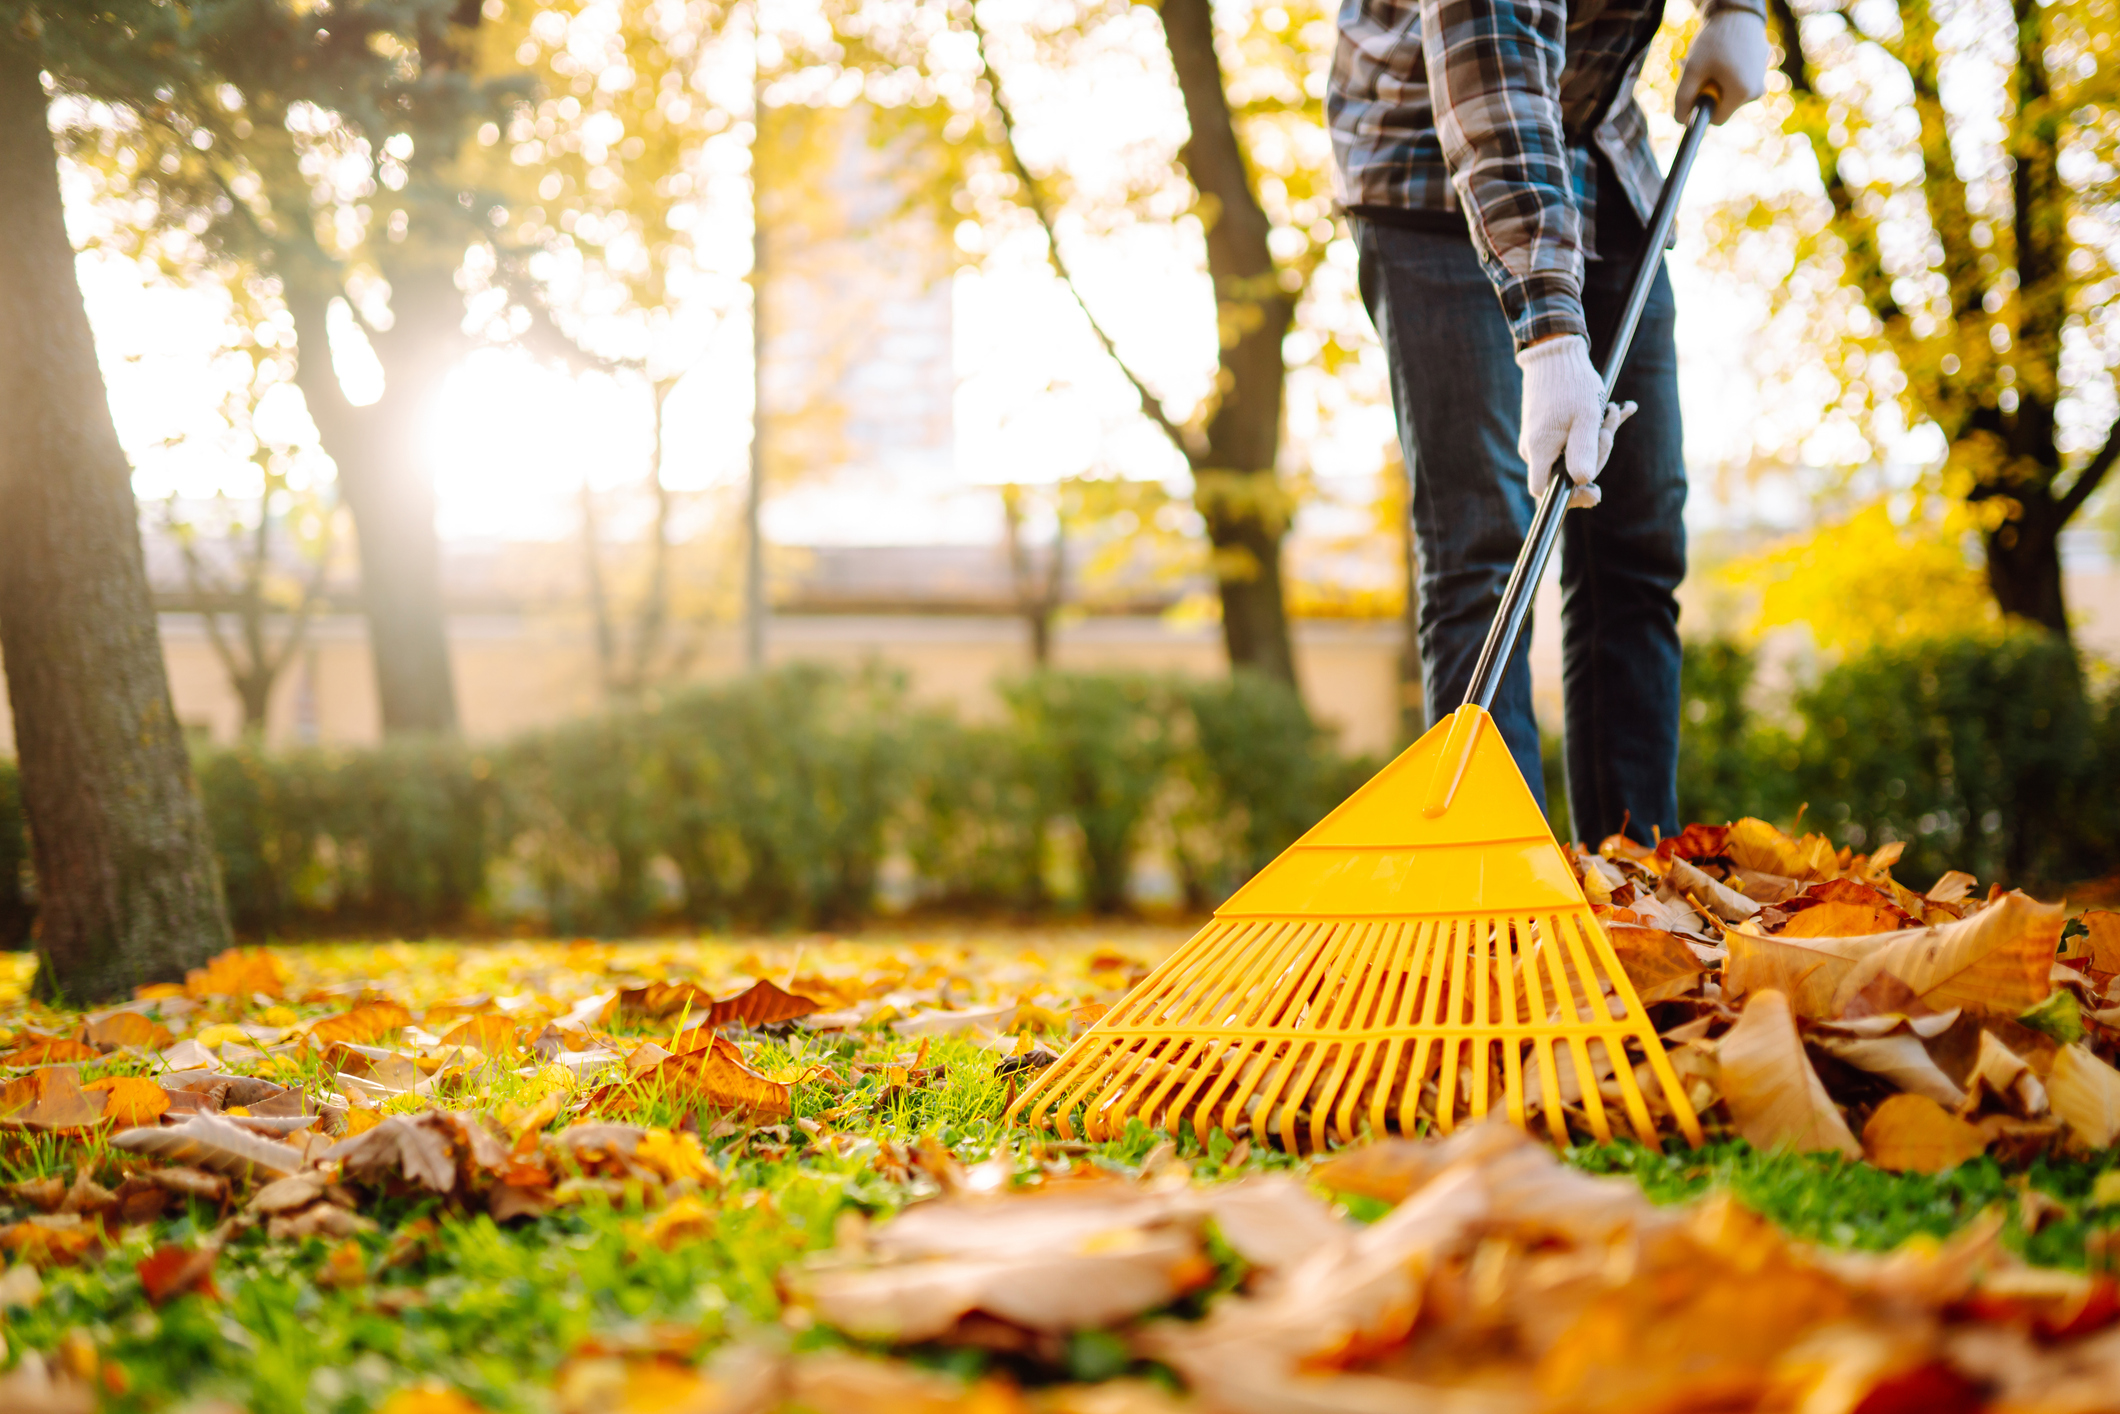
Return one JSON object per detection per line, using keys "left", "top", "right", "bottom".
{"left": 1459, "top": 96, "right": 1717, "bottom": 715}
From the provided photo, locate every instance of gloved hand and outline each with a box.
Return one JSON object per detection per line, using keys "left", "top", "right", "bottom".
{"left": 1676, "top": 7, "right": 1769, "bottom": 124}
{"left": 1517, "top": 334, "right": 1636, "bottom": 510}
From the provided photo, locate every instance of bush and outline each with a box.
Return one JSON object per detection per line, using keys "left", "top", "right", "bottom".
{"left": 199, "top": 740, "right": 492, "bottom": 936}
{"left": 11, "top": 643, "right": 2109, "bottom": 942}
{"left": 1781, "top": 629, "right": 2115, "bottom": 888}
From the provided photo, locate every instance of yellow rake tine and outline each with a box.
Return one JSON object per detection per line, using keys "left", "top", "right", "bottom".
{"left": 1009, "top": 699, "right": 1707, "bottom": 1154}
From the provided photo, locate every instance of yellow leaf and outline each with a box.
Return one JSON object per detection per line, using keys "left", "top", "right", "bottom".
{"left": 1722, "top": 930, "right": 1877, "bottom": 1017}
{"left": 2047, "top": 1044, "right": 2120, "bottom": 1149}
{"left": 644, "top": 1193, "right": 717, "bottom": 1250}
{"left": 184, "top": 948, "right": 288, "bottom": 1000}
{"left": 1716, "top": 990, "right": 1859, "bottom": 1156}
{"left": 1861, "top": 1094, "right": 1989, "bottom": 1174}
{"left": 376, "top": 1388, "right": 487, "bottom": 1414}
{"left": 344, "top": 1106, "right": 385, "bottom": 1138}
{"left": 439, "top": 1014, "right": 519, "bottom": 1056}
{"left": 309, "top": 1003, "right": 416, "bottom": 1047}
{"left": 1724, "top": 818, "right": 1838, "bottom": 881}
{"left": 634, "top": 1129, "right": 717, "bottom": 1186}
{"left": 83, "top": 1076, "right": 171, "bottom": 1127}
{"left": 194, "top": 1023, "right": 249, "bottom": 1050}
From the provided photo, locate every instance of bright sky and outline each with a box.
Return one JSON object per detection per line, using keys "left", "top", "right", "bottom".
{"left": 71, "top": 2, "right": 1915, "bottom": 555}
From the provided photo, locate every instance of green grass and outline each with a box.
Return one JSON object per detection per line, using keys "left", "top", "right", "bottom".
{"left": 4, "top": 994, "right": 2117, "bottom": 1410}
{"left": 1568, "top": 1140, "right": 2120, "bottom": 1270}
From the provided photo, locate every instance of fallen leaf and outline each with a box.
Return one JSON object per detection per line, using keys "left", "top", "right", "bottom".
{"left": 0, "top": 1068, "right": 104, "bottom": 1132}
{"left": 1778, "top": 893, "right": 1912, "bottom": 939}
{"left": 1808, "top": 1014, "right": 1967, "bottom": 1108}
{"left": 645, "top": 1193, "right": 716, "bottom": 1249}
{"left": 1963, "top": 1030, "right": 2048, "bottom": 1118}
{"left": 110, "top": 1113, "right": 304, "bottom": 1180}
{"left": 1657, "top": 822, "right": 1733, "bottom": 863}
{"left": 1724, "top": 817, "right": 1839, "bottom": 880}
{"left": 0, "top": 1036, "right": 98, "bottom": 1066}
{"left": 321, "top": 1113, "right": 472, "bottom": 1193}
{"left": 705, "top": 978, "right": 824, "bottom": 1030}
{"left": 1927, "top": 872, "right": 1979, "bottom": 906}
{"left": 375, "top": 1388, "right": 487, "bottom": 1414}
{"left": 1862, "top": 1094, "right": 1990, "bottom": 1173}
{"left": 438, "top": 1014, "right": 519, "bottom": 1055}
{"left": 0, "top": 1215, "right": 99, "bottom": 1267}
{"left": 2018, "top": 990, "right": 2086, "bottom": 1045}
{"left": 309, "top": 1002, "right": 416, "bottom": 1047}
{"left": 2082, "top": 911, "right": 2120, "bottom": 973}
{"left": 184, "top": 947, "right": 288, "bottom": 1000}
{"left": 1716, "top": 990, "right": 1860, "bottom": 1156}
{"left": 628, "top": 1038, "right": 791, "bottom": 1119}
{"left": 83, "top": 1012, "right": 174, "bottom": 1052}
{"left": 136, "top": 1244, "right": 219, "bottom": 1305}
{"left": 1604, "top": 925, "right": 1706, "bottom": 1003}
{"left": 633, "top": 1129, "right": 717, "bottom": 1186}
{"left": 82, "top": 1076, "right": 171, "bottom": 1127}
{"left": 1836, "top": 892, "right": 2062, "bottom": 1018}
{"left": 2046, "top": 1044, "right": 2120, "bottom": 1149}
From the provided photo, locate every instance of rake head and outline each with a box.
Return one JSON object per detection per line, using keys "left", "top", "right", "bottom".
{"left": 1007, "top": 705, "right": 1705, "bottom": 1152}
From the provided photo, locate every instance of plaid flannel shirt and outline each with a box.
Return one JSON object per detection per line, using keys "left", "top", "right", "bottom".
{"left": 1331, "top": 0, "right": 1756, "bottom": 349}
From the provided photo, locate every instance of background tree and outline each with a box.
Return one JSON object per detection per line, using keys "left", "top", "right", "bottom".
{"left": 823, "top": 0, "right": 1351, "bottom": 689}
{"left": 0, "top": 8, "right": 232, "bottom": 999}
{"left": 58, "top": 0, "right": 520, "bottom": 734}
{"left": 1717, "top": 0, "right": 2120, "bottom": 639}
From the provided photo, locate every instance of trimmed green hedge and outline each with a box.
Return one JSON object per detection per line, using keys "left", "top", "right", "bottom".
{"left": 1, "top": 641, "right": 2111, "bottom": 941}
{"left": 189, "top": 666, "right": 1346, "bottom": 936}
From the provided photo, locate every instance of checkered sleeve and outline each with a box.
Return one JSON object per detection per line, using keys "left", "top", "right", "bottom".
{"left": 1422, "top": 0, "right": 1585, "bottom": 349}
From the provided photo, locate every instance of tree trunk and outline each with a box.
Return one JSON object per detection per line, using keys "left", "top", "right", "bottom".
{"left": 285, "top": 270, "right": 461, "bottom": 735}
{"left": 0, "top": 38, "right": 231, "bottom": 1000}
{"left": 1154, "top": 0, "right": 1301, "bottom": 688}
{"left": 1983, "top": 491, "right": 2070, "bottom": 637}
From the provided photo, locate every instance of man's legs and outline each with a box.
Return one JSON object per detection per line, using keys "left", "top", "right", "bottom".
{"left": 1561, "top": 261, "right": 1687, "bottom": 844}
{"left": 1355, "top": 218, "right": 1546, "bottom": 803}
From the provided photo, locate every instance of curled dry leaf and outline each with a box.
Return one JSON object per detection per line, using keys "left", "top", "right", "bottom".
{"left": 2045, "top": 1044, "right": 2120, "bottom": 1149}
{"left": 804, "top": 1184, "right": 1214, "bottom": 1342}
{"left": 1716, "top": 990, "right": 1860, "bottom": 1156}
{"left": 111, "top": 1114, "right": 304, "bottom": 1181}
{"left": 1862, "top": 1094, "right": 1990, "bottom": 1174}
{"left": 1726, "top": 892, "right": 2061, "bottom": 1021}
{"left": 1808, "top": 1012, "right": 1967, "bottom": 1108}
{"left": 1964, "top": 1030, "right": 2048, "bottom": 1118}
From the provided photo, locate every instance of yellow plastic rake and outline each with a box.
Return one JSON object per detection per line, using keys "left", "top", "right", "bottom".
{"left": 1007, "top": 99, "right": 1724, "bottom": 1155}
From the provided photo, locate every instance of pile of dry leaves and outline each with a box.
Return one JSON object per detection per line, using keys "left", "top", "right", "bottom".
{"left": 781, "top": 1122, "right": 2120, "bottom": 1414}
{"left": 1576, "top": 818, "right": 2120, "bottom": 1170}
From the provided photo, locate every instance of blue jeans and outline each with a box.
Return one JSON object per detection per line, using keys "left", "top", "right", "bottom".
{"left": 1355, "top": 219, "right": 1687, "bottom": 845}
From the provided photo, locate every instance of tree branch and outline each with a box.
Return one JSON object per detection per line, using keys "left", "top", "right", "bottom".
{"left": 2058, "top": 421, "right": 2120, "bottom": 521}
{"left": 966, "top": 7, "right": 1204, "bottom": 466}
{"left": 1768, "top": 0, "right": 1905, "bottom": 334}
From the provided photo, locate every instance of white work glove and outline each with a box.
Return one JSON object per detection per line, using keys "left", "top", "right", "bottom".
{"left": 1517, "top": 334, "right": 1635, "bottom": 510}
{"left": 1676, "top": 7, "right": 1770, "bottom": 124}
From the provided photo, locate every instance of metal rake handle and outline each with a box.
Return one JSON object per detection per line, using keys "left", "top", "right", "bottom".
{"left": 1459, "top": 96, "right": 1718, "bottom": 714}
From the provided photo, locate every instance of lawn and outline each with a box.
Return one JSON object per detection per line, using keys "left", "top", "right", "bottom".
{"left": 2, "top": 927, "right": 2118, "bottom": 1413}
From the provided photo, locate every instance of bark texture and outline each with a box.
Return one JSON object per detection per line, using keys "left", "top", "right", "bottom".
{"left": 1157, "top": 0, "right": 1300, "bottom": 686}
{"left": 0, "top": 38, "right": 231, "bottom": 1000}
